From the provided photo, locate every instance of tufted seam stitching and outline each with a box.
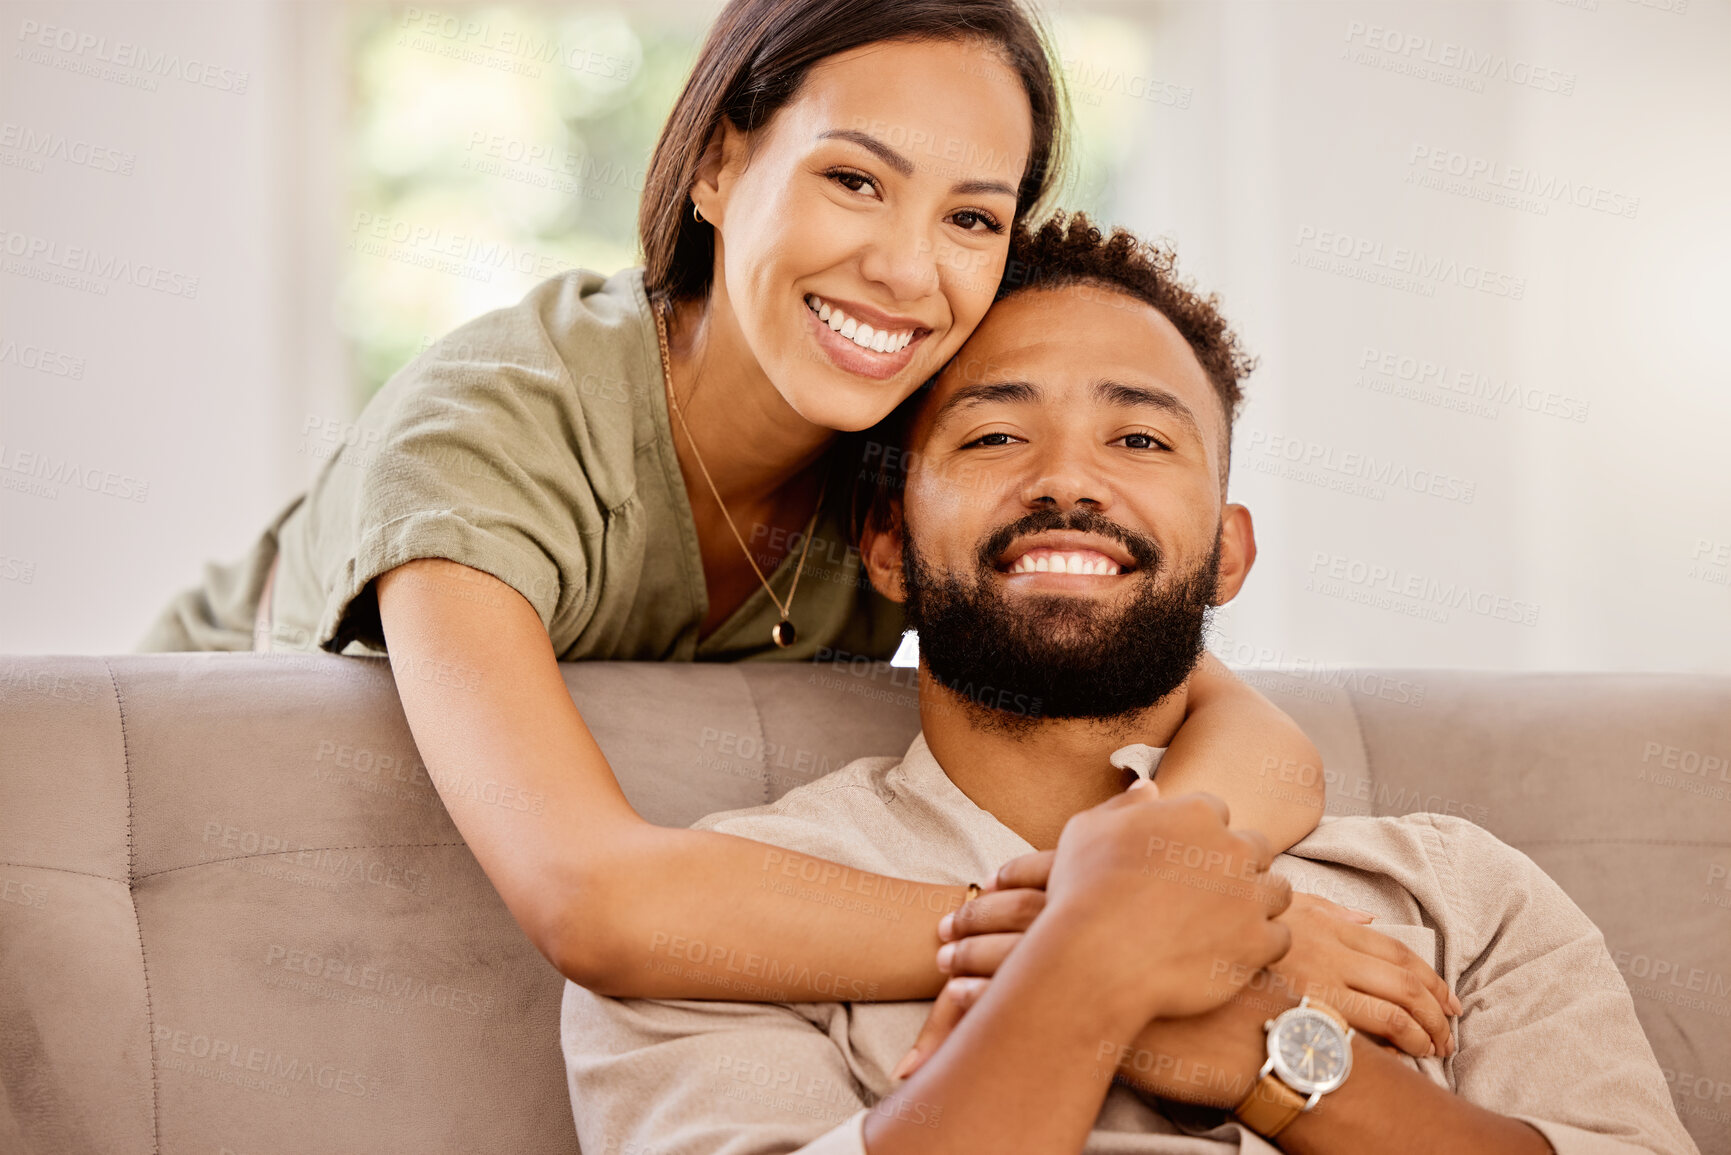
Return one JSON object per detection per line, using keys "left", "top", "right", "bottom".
{"left": 1341, "top": 685, "right": 1377, "bottom": 810}
{"left": 0, "top": 860, "right": 127, "bottom": 883}
{"left": 105, "top": 658, "right": 160, "bottom": 1155}
{"left": 134, "top": 841, "right": 473, "bottom": 882}
{"left": 737, "top": 669, "right": 772, "bottom": 807}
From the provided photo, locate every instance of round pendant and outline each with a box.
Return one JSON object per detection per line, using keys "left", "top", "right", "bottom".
{"left": 771, "top": 620, "right": 796, "bottom": 648}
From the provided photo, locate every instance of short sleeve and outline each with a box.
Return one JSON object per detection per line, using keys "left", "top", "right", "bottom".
{"left": 311, "top": 274, "right": 644, "bottom": 653}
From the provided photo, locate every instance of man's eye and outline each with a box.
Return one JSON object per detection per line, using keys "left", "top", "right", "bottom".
{"left": 964, "top": 431, "right": 1020, "bottom": 448}
{"left": 1118, "top": 432, "right": 1170, "bottom": 451}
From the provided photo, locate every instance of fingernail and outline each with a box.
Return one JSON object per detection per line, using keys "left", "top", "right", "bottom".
{"left": 936, "top": 943, "right": 955, "bottom": 973}
{"left": 890, "top": 1050, "right": 919, "bottom": 1081}
{"left": 1347, "top": 908, "right": 1376, "bottom": 923}
{"left": 1127, "top": 779, "right": 1151, "bottom": 791}
{"left": 937, "top": 913, "right": 954, "bottom": 941}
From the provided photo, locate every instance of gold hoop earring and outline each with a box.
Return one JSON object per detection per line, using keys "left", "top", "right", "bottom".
{"left": 692, "top": 203, "right": 704, "bottom": 223}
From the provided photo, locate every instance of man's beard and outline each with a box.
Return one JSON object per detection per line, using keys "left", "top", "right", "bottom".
{"left": 901, "top": 507, "right": 1220, "bottom": 728}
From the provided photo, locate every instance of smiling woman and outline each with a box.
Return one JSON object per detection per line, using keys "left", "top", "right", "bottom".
{"left": 138, "top": 0, "right": 1324, "bottom": 1038}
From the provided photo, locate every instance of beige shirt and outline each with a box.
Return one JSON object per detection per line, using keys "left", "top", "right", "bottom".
{"left": 561, "top": 733, "right": 1698, "bottom": 1155}
{"left": 139, "top": 267, "right": 905, "bottom": 664}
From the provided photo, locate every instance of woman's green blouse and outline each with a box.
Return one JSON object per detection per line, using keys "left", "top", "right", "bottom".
{"left": 141, "top": 268, "right": 906, "bottom": 664}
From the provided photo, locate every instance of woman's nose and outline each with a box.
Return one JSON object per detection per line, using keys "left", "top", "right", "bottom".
{"left": 858, "top": 225, "right": 942, "bottom": 303}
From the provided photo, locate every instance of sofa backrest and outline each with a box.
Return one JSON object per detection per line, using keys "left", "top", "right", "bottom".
{"left": 1, "top": 656, "right": 1726, "bottom": 1153}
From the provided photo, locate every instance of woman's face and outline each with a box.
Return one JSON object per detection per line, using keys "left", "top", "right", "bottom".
{"left": 693, "top": 37, "right": 1034, "bottom": 433}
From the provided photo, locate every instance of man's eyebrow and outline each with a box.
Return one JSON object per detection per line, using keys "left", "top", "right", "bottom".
{"left": 818, "top": 129, "right": 1017, "bottom": 199}
{"left": 1094, "top": 379, "right": 1204, "bottom": 441}
{"left": 928, "top": 380, "right": 1043, "bottom": 428}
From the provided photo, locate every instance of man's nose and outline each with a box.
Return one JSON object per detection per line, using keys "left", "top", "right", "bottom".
{"left": 1019, "top": 450, "right": 1111, "bottom": 512}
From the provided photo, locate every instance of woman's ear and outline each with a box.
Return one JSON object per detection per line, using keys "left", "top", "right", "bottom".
{"left": 690, "top": 120, "right": 747, "bottom": 229}
{"left": 1211, "top": 503, "right": 1257, "bottom": 606}
{"left": 860, "top": 514, "right": 909, "bottom": 604}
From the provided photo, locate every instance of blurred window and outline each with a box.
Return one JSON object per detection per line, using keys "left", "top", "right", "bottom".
{"left": 342, "top": 3, "right": 1153, "bottom": 404}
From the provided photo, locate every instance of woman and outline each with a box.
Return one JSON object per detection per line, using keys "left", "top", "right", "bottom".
{"left": 143, "top": 0, "right": 1330, "bottom": 1007}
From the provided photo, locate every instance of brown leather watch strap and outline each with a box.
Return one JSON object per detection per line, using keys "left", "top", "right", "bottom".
{"left": 1307, "top": 998, "right": 1352, "bottom": 1034}
{"left": 1234, "top": 998, "right": 1353, "bottom": 1139}
{"left": 1235, "top": 1071, "right": 1307, "bottom": 1139}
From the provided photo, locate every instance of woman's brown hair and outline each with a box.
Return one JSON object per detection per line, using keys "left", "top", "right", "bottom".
{"left": 639, "top": 0, "right": 1067, "bottom": 308}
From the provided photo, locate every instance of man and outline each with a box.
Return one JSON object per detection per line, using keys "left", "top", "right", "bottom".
{"left": 561, "top": 215, "right": 1696, "bottom": 1154}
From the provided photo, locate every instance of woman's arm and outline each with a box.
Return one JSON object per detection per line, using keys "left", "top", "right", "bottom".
{"left": 377, "top": 558, "right": 961, "bottom": 1000}
{"left": 1157, "top": 653, "right": 1325, "bottom": 851}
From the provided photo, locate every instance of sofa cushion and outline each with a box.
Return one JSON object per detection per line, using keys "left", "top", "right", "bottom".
{"left": 1, "top": 657, "right": 1724, "bottom": 1154}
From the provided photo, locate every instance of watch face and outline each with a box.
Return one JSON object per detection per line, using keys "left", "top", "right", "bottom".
{"left": 1268, "top": 1008, "right": 1353, "bottom": 1095}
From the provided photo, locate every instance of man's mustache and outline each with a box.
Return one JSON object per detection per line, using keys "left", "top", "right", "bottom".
{"left": 977, "top": 507, "right": 1162, "bottom": 574}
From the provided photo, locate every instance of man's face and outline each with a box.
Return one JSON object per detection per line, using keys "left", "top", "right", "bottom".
{"left": 864, "top": 283, "right": 1256, "bottom": 722}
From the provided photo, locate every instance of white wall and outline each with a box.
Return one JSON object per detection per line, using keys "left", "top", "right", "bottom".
{"left": 1093, "top": 0, "right": 1730, "bottom": 673}
{"left": 2, "top": 0, "right": 1727, "bottom": 671}
{"left": 0, "top": 0, "right": 348, "bottom": 653}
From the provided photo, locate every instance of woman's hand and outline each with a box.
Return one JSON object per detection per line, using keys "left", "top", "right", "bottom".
{"left": 892, "top": 855, "right": 1460, "bottom": 1079}
{"left": 891, "top": 849, "right": 1054, "bottom": 1079}
{"left": 1267, "top": 891, "right": 1460, "bottom": 1057}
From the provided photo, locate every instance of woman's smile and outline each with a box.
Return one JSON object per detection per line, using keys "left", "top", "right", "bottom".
{"left": 802, "top": 290, "right": 930, "bottom": 381}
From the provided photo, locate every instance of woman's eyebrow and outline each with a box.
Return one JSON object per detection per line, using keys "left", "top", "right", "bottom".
{"left": 817, "top": 129, "right": 1017, "bottom": 199}
{"left": 818, "top": 129, "right": 914, "bottom": 176}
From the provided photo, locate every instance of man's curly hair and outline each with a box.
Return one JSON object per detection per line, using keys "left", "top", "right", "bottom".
{"left": 847, "top": 211, "right": 1256, "bottom": 538}
{"left": 996, "top": 212, "right": 1256, "bottom": 424}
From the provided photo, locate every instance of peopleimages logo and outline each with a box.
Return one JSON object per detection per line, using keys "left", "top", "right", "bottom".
{"left": 0, "top": 444, "right": 149, "bottom": 502}
{"left": 1306, "top": 551, "right": 1541, "bottom": 627}
{"left": 0, "top": 122, "right": 136, "bottom": 175}
{"left": 14, "top": 19, "right": 251, "bottom": 93}
{"left": 0, "top": 229, "right": 200, "bottom": 299}
{"left": 1341, "top": 20, "right": 1577, "bottom": 95}
{"left": 1292, "top": 226, "right": 1526, "bottom": 300}
{"left": 1355, "top": 346, "right": 1590, "bottom": 424}
{"left": 349, "top": 212, "right": 576, "bottom": 282}
{"left": 1243, "top": 428, "right": 1477, "bottom": 504}
{"left": 1406, "top": 145, "right": 1640, "bottom": 220}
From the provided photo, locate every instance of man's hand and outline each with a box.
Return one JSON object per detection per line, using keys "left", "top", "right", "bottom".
{"left": 896, "top": 860, "right": 1459, "bottom": 1078}
{"left": 1038, "top": 789, "right": 1293, "bottom": 1023}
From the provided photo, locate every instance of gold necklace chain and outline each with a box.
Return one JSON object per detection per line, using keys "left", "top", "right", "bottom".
{"left": 654, "top": 304, "right": 827, "bottom": 648}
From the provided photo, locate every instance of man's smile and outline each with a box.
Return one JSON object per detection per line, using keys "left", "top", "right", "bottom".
{"left": 991, "top": 530, "right": 1141, "bottom": 586}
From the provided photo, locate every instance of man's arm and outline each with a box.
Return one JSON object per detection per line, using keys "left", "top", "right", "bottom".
{"left": 1115, "top": 816, "right": 1700, "bottom": 1155}
{"left": 1283, "top": 1035, "right": 1552, "bottom": 1154}
{"left": 863, "top": 915, "right": 1148, "bottom": 1154}
{"left": 866, "top": 791, "right": 1293, "bottom": 1154}
{"left": 561, "top": 789, "right": 1292, "bottom": 1155}
{"left": 1112, "top": 988, "right": 1549, "bottom": 1154}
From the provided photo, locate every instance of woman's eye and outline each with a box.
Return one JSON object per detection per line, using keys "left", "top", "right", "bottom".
{"left": 828, "top": 169, "right": 877, "bottom": 196}
{"left": 950, "top": 209, "right": 1005, "bottom": 234}
{"left": 1118, "top": 432, "right": 1170, "bottom": 451}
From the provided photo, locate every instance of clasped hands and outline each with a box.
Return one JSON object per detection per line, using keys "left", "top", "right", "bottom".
{"left": 894, "top": 782, "right": 1460, "bottom": 1110}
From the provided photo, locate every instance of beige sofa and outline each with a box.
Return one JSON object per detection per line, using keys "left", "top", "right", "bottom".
{"left": 2, "top": 655, "right": 1727, "bottom": 1154}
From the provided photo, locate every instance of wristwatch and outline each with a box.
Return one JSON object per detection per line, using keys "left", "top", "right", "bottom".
{"left": 1233, "top": 996, "right": 1355, "bottom": 1139}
